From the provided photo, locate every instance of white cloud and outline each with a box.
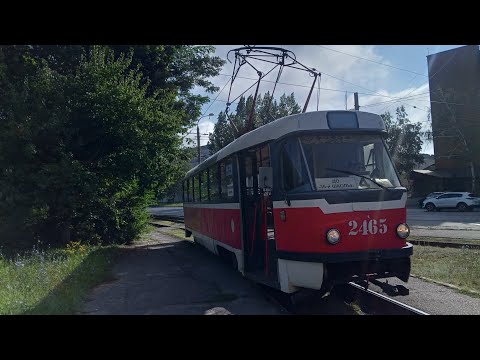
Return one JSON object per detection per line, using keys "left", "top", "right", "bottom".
{"left": 190, "top": 45, "right": 434, "bottom": 153}
{"left": 182, "top": 119, "right": 215, "bottom": 147}
{"left": 202, "top": 45, "right": 395, "bottom": 113}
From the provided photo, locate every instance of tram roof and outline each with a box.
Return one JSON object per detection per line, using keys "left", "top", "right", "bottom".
{"left": 185, "top": 110, "right": 385, "bottom": 178}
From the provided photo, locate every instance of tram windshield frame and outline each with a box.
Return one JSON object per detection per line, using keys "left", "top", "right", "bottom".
{"left": 279, "top": 133, "right": 402, "bottom": 194}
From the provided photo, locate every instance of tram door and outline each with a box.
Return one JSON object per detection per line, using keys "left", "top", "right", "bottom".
{"left": 239, "top": 146, "right": 276, "bottom": 278}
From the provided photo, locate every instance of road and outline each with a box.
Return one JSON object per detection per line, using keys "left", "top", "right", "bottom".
{"left": 149, "top": 206, "right": 184, "bottom": 219}
{"left": 407, "top": 207, "right": 480, "bottom": 239}
{"left": 148, "top": 206, "right": 480, "bottom": 240}
{"left": 367, "top": 276, "right": 480, "bottom": 315}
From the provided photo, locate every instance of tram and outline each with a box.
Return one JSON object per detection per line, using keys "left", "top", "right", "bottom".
{"left": 182, "top": 110, "right": 412, "bottom": 294}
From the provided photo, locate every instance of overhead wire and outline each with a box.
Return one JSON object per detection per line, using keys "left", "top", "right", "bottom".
{"left": 315, "top": 45, "right": 427, "bottom": 77}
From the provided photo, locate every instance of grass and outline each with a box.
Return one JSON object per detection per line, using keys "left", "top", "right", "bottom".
{"left": 410, "top": 236, "right": 480, "bottom": 246}
{"left": 0, "top": 243, "right": 118, "bottom": 315}
{"left": 412, "top": 245, "right": 480, "bottom": 296}
{"left": 150, "top": 220, "right": 178, "bottom": 227}
{"left": 154, "top": 202, "right": 183, "bottom": 207}
{"left": 166, "top": 228, "right": 190, "bottom": 241}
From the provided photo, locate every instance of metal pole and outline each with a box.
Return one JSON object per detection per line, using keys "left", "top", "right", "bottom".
{"left": 197, "top": 124, "right": 200, "bottom": 164}
{"left": 354, "top": 92, "right": 359, "bottom": 110}
{"left": 245, "top": 71, "right": 262, "bottom": 134}
{"left": 303, "top": 73, "right": 318, "bottom": 113}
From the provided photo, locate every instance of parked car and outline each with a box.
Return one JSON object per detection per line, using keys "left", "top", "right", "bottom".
{"left": 417, "top": 192, "right": 445, "bottom": 208}
{"left": 423, "top": 192, "right": 480, "bottom": 212}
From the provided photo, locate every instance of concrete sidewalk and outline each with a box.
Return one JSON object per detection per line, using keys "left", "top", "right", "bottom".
{"left": 79, "top": 230, "right": 284, "bottom": 315}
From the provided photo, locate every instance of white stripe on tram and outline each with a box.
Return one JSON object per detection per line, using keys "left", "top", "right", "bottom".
{"left": 273, "top": 193, "right": 407, "bottom": 214}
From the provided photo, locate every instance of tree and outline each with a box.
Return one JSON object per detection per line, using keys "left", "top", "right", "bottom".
{"left": 381, "top": 106, "right": 424, "bottom": 176}
{"left": 24, "top": 45, "right": 225, "bottom": 130}
{"left": 0, "top": 45, "right": 224, "bottom": 249}
{"left": 208, "top": 92, "right": 301, "bottom": 153}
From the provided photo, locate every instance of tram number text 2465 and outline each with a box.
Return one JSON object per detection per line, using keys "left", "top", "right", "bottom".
{"left": 348, "top": 219, "right": 387, "bottom": 235}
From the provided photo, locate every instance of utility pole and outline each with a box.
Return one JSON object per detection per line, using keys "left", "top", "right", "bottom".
{"left": 354, "top": 92, "right": 359, "bottom": 110}
{"left": 197, "top": 124, "right": 200, "bottom": 164}
{"left": 196, "top": 113, "right": 214, "bottom": 165}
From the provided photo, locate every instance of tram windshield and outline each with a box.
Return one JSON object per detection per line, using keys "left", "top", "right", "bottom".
{"left": 280, "top": 134, "right": 401, "bottom": 193}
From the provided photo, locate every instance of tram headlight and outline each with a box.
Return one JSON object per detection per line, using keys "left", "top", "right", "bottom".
{"left": 396, "top": 223, "right": 410, "bottom": 239}
{"left": 326, "top": 229, "right": 341, "bottom": 245}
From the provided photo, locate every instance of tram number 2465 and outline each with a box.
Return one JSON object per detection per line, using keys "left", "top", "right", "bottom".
{"left": 348, "top": 219, "right": 387, "bottom": 235}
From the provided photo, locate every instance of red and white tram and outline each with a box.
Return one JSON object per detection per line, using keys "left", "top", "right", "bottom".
{"left": 182, "top": 110, "right": 412, "bottom": 294}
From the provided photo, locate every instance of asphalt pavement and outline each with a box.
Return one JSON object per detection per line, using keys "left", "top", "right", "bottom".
{"left": 80, "top": 230, "right": 284, "bottom": 315}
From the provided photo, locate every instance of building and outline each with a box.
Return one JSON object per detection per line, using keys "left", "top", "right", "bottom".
{"left": 411, "top": 45, "right": 480, "bottom": 195}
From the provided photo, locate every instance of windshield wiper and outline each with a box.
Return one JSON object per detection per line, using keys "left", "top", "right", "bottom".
{"left": 325, "top": 168, "right": 393, "bottom": 192}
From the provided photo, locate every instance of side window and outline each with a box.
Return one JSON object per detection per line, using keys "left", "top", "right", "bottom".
{"left": 186, "top": 179, "right": 192, "bottom": 202}
{"left": 437, "top": 194, "right": 448, "bottom": 199}
{"left": 225, "top": 159, "right": 234, "bottom": 198}
{"left": 245, "top": 155, "right": 254, "bottom": 196}
{"left": 220, "top": 158, "right": 235, "bottom": 200}
{"left": 452, "top": 194, "right": 462, "bottom": 198}
{"left": 193, "top": 175, "right": 200, "bottom": 202}
{"left": 183, "top": 181, "right": 187, "bottom": 202}
{"left": 201, "top": 171, "right": 209, "bottom": 201}
{"left": 209, "top": 165, "right": 220, "bottom": 201}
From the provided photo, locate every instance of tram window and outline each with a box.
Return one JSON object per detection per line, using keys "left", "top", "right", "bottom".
{"left": 201, "top": 171, "right": 209, "bottom": 201}
{"left": 245, "top": 156, "right": 254, "bottom": 196}
{"left": 220, "top": 158, "right": 235, "bottom": 199}
{"left": 220, "top": 162, "right": 226, "bottom": 198}
{"left": 209, "top": 165, "right": 220, "bottom": 200}
{"left": 256, "top": 145, "right": 270, "bottom": 168}
{"left": 183, "top": 180, "right": 188, "bottom": 202}
{"left": 281, "top": 140, "right": 310, "bottom": 193}
{"left": 190, "top": 178, "right": 193, "bottom": 202}
{"left": 363, "top": 143, "right": 376, "bottom": 174}
{"left": 193, "top": 175, "right": 200, "bottom": 202}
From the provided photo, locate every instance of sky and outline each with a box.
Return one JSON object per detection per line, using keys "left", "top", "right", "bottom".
{"left": 188, "top": 45, "right": 465, "bottom": 154}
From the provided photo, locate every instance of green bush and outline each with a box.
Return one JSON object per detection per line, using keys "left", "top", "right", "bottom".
{"left": 0, "top": 45, "right": 224, "bottom": 249}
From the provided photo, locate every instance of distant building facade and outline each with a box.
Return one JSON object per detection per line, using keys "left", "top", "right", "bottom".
{"left": 411, "top": 45, "right": 480, "bottom": 195}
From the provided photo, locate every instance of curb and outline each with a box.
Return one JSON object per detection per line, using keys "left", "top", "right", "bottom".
{"left": 409, "top": 239, "right": 480, "bottom": 249}
{"left": 410, "top": 274, "right": 480, "bottom": 297}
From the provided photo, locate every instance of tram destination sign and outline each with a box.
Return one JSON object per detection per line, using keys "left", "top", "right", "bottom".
{"left": 315, "top": 177, "right": 357, "bottom": 190}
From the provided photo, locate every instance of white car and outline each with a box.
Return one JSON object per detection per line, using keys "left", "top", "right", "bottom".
{"left": 423, "top": 192, "right": 480, "bottom": 212}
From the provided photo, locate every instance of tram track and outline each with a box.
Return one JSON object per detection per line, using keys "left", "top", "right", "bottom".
{"left": 150, "top": 215, "right": 428, "bottom": 315}
{"left": 259, "top": 282, "right": 428, "bottom": 315}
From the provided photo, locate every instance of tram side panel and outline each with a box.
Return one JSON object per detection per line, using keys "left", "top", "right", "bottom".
{"left": 184, "top": 205, "right": 242, "bottom": 250}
